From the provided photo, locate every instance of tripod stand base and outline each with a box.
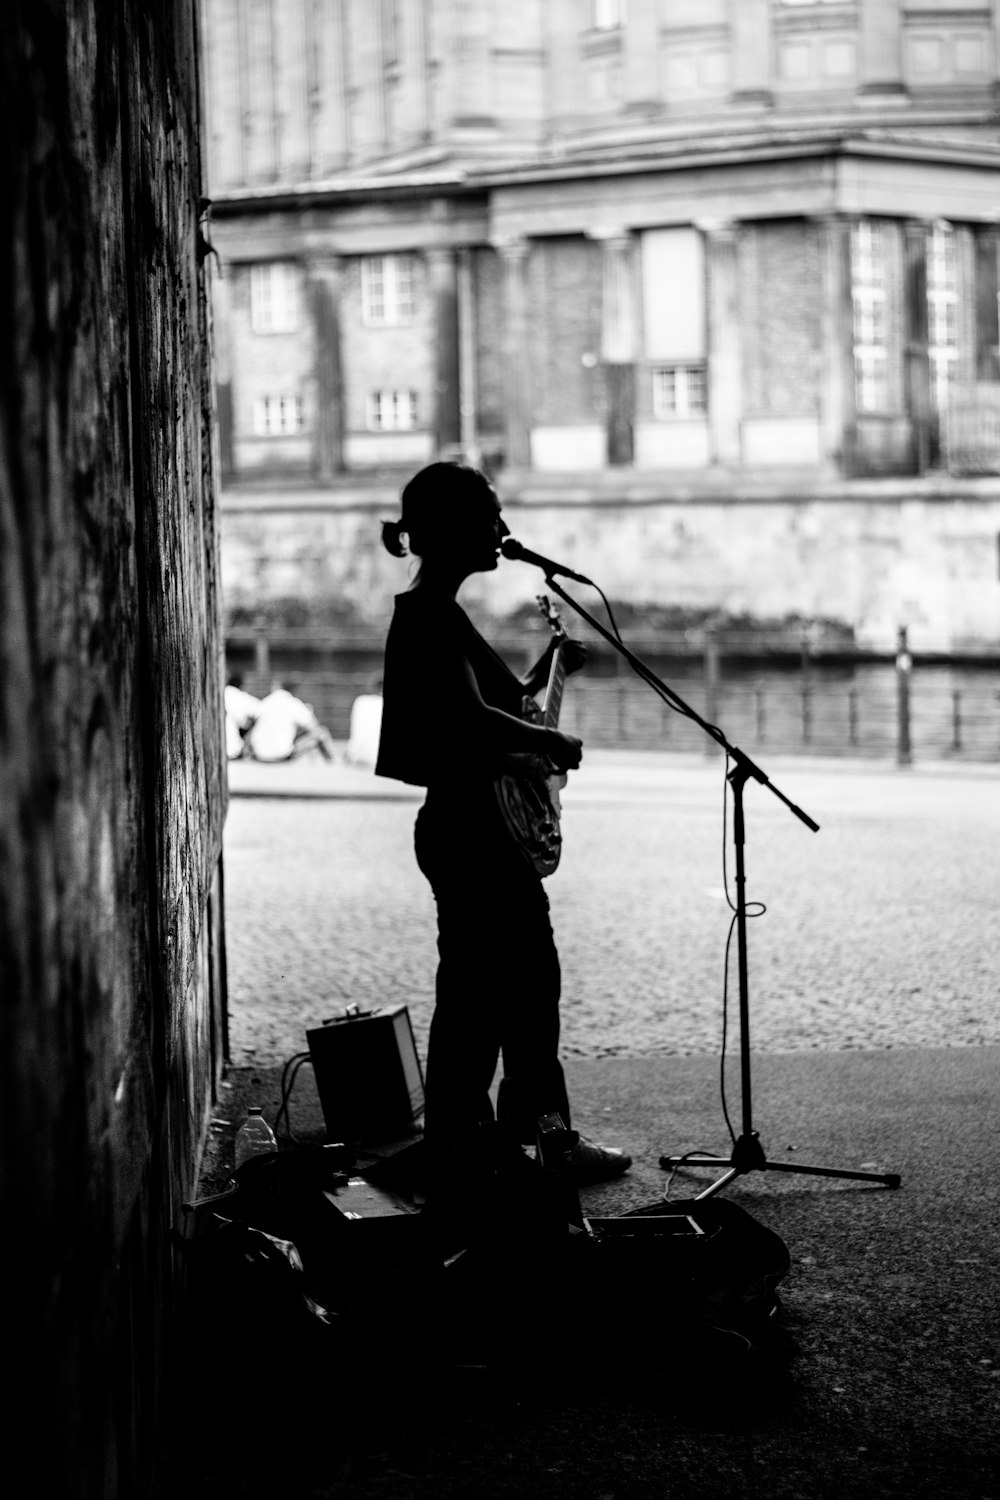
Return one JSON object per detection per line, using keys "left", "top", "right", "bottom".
{"left": 660, "top": 1133, "right": 901, "bottom": 1201}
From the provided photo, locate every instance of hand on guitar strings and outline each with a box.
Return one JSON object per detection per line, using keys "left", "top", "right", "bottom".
{"left": 564, "top": 638, "right": 590, "bottom": 675}
{"left": 546, "top": 636, "right": 589, "bottom": 675}
{"left": 544, "top": 729, "right": 583, "bottom": 773}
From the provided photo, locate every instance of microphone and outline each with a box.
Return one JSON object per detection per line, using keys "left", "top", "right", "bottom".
{"left": 500, "top": 537, "right": 593, "bottom": 586}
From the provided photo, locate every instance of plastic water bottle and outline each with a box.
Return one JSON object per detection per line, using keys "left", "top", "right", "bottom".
{"left": 234, "top": 1106, "right": 277, "bottom": 1168}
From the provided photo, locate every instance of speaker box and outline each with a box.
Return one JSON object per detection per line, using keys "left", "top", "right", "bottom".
{"left": 306, "top": 1005, "right": 425, "bottom": 1143}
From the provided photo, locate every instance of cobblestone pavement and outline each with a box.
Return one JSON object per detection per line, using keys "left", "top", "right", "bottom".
{"left": 223, "top": 754, "right": 1000, "bottom": 1069}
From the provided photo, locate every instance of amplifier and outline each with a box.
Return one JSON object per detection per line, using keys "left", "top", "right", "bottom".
{"left": 306, "top": 1004, "right": 425, "bottom": 1143}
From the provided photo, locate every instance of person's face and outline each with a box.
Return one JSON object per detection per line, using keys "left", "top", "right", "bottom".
{"left": 463, "top": 489, "right": 509, "bottom": 574}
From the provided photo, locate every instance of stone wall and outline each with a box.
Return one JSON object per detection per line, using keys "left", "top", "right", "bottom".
{"left": 1, "top": 4, "right": 224, "bottom": 1496}
{"left": 220, "top": 487, "right": 1000, "bottom": 653}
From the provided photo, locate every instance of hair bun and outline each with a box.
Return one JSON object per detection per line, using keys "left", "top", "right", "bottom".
{"left": 381, "top": 519, "right": 408, "bottom": 558}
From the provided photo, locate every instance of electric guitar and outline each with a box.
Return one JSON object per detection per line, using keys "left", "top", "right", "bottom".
{"left": 495, "top": 595, "right": 570, "bottom": 877}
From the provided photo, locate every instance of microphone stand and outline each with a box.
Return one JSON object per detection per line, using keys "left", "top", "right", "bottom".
{"left": 538, "top": 571, "right": 901, "bottom": 1201}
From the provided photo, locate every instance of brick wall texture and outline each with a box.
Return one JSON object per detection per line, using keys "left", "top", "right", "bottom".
{"left": 526, "top": 237, "right": 603, "bottom": 426}
{"left": 473, "top": 246, "right": 507, "bottom": 441}
{"left": 741, "top": 220, "right": 824, "bottom": 417}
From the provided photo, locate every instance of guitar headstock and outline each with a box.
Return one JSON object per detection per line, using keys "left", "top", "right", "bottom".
{"left": 536, "top": 593, "right": 567, "bottom": 640}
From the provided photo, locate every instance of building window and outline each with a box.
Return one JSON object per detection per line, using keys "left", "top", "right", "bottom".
{"left": 366, "top": 390, "right": 418, "bottom": 431}
{"left": 361, "top": 254, "right": 415, "bottom": 326}
{"left": 665, "top": 48, "right": 730, "bottom": 95}
{"left": 592, "top": 0, "right": 625, "bottom": 28}
{"left": 586, "top": 59, "right": 622, "bottom": 101}
{"left": 855, "top": 352, "right": 889, "bottom": 415}
{"left": 851, "top": 221, "right": 889, "bottom": 412}
{"left": 252, "top": 394, "right": 305, "bottom": 436}
{"left": 641, "top": 227, "right": 706, "bottom": 367}
{"left": 853, "top": 292, "right": 886, "bottom": 347}
{"left": 927, "top": 221, "right": 958, "bottom": 412}
{"left": 652, "top": 366, "right": 707, "bottom": 419}
{"left": 249, "top": 263, "right": 300, "bottom": 333}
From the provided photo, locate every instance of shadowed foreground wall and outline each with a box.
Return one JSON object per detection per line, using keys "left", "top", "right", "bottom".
{"left": 0, "top": 4, "right": 224, "bottom": 1495}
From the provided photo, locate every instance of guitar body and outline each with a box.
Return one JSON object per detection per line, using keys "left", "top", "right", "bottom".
{"left": 495, "top": 597, "right": 571, "bottom": 878}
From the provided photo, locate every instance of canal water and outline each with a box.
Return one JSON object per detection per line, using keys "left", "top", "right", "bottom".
{"left": 226, "top": 640, "right": 1000, "bottom": 762}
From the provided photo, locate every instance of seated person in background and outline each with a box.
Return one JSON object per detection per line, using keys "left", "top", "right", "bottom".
{"left": 246, "top": 681, "right": 336, "bottom": 763}
{"left": 345, "top": 677, "right": 384, "bottom": 768}
{"left": 224, "top": 674, "right": 261, "bottom": 760}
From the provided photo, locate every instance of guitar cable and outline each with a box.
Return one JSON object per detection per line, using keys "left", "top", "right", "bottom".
{"left": 273, "top": 1050, "right": 313, "bottom": 1143}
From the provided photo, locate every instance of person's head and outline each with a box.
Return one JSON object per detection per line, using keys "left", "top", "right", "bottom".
{"left": 227, "top": 671, "right": 244, "bottom": 690}
{"left": 381, "top": 462, "right": 508, "bottom": 580}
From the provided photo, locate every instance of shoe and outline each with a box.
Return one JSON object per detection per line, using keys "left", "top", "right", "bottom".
{"left": 550, "top": 1133, "right": 632, "bottom": 1187}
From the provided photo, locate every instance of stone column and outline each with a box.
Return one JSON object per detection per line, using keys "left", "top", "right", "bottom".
{"left": 457, "top": 248, "right": 480, "bottom": 464}
{"left": 730, "top": 0, "right": 773, "bottom": 106}
{"left": 817, "top": 215, "right": 857, "bottom": 475}
{"left": 622, "top": 0, "right": 661, "bottom": 117}
{"left": 427, "top": 247, "right": 462, "bottom": 455}
{"left": 700, "top": 220, "right": 742, "bottom": 469}
{"left": 496, "top": 237, "right": 531, "bottom": 469}
{"left": 973, "top": 224, "right": 1000, "bottom": 381}
{"left": 308, "top": 256, "right": 345, "bottom": 480}
{"left": 903, "top": 220, "right": 932, "bottom": 472}
{"left": 592, "top": 229, "right": 637, "bottom": 466}
{"left": 347, "top": 0, "right": 386, "bottom": 160}
{"left": 393, "top": 0, "right": 430, "bottom": 150}
{"left": 239, "top": 0, "right": 278, "bottom": 182}
{"left": 308, "top": 0, "right": 349, "bottom": 175}
{"left": 857, "top": 0, "right": 907, "bottom": 99}
{"left": 272, "top": 0, "right": 310, "bottom": 179}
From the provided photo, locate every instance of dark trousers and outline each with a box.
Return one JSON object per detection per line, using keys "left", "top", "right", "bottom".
{"left": 414, "top": 789, "right": 571, "bottom": 1156}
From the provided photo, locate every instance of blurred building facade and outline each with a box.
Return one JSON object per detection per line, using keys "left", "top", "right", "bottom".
{"left": 202, "top": 0, "right": 1000, "bottom": 649}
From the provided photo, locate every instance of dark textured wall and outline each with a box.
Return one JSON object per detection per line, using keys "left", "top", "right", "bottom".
{"left": 0, "top": 3, "right": 225, "bottom": 1495}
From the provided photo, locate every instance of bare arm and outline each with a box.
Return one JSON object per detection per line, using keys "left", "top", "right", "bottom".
{"left": 456, "top": 656, "right": 582, "bottom": 770}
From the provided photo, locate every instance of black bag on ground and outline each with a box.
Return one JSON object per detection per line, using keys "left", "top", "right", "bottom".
{"left": 594, "top": 1196, "right": 796, "bottom": 1381}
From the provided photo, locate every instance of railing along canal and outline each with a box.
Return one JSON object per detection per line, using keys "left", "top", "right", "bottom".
{"left": 226, "top": 624, "right": 1000, "bottom": 766}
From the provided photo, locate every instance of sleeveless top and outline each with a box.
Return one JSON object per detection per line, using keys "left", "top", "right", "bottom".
{"left": 374, "top": 589, "right": 526, "bottom": 790}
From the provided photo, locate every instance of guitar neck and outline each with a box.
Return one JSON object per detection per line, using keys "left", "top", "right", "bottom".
{"left": 541, "top": 642, "right": 567, "bottom": 729}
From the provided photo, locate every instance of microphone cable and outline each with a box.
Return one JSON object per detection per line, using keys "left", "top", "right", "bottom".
{"left": 273, "top": 1050, "right": 314, "bottom": 1143}
{"left": 552, "top": 561, "right": 726, "bottom": 741}
{"left": 552, "top": 575, "right": 762, "bottom": 1167}
{"left": 591, "top": 600, "right": 722, "bottom": 736}
{"left": 718, "top": 752, "right": 767, "bottom": 1146}
{"left": 587, "top": 602, "right": 759, "bottom": 1179}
